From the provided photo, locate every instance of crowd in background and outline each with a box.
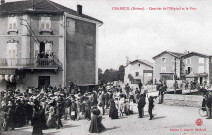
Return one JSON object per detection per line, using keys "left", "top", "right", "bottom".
{"left": 0, "top": 82, "right": 154, "bottom": 134}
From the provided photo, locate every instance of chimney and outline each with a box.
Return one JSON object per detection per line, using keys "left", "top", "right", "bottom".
{"left": 77, "top": 5, "right": 82, "bottom": 15}
{"left": 184, "top": 50, "right": 189, "bottom": 54}
{"left": 1, "top": 0, "right": 5, "bottom": 5}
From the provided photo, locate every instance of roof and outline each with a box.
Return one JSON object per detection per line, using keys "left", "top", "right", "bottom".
{"left": 181, "top": 51, "right": 208, "bottom": 58}
{"left": 127, "top": 59, "right": 153, "bottom": 68}
{"left": 0, "top": 0, "right": 102, "bottom": 24}
{"left": 152, "top": 51, "right": 184, "bottom": 59}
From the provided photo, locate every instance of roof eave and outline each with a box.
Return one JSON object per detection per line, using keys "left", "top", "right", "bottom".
{"left": 64, "top": 12, "right": 103, "bottom": 26}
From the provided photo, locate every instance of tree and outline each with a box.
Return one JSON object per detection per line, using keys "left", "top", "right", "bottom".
{"left": 118, "top": 65, "right": 125, "bottom": 81}
{"left": 128, "top": 74, "right": 134, "bottom": 83}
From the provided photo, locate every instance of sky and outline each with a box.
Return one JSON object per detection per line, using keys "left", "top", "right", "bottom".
{"left": 6, "top": 0, "right": 212, "bottom": 71}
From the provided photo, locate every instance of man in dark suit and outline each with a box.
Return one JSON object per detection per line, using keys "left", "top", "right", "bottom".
{"left": 205, "top": 92, "right": 212, "bottom": 119}
{"left": 56, "top": 99, "right": 63, "bottom": 129}
{"left": 148, "top": 96, "right": 155, "bottom": 120}
{"left": 138, "top": 94, "right": 146, "bottom": 118}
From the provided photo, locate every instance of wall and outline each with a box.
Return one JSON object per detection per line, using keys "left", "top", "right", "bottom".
{"left": 182, "top": 56, "right": 208, "bottom": 74}
{"left": 0, "top": 15, "right": 25, "bottom": 59}
{"left": 164, "top": 94, "right": 203, "bottom": 107}
{"left": 182, "top": 56, "right": 209, "bottom": 84}
{"left": 19, "top": 70, "right": 63, "bottom": 91}
{"left": 66, "top": 18, "right": 96, "bottom": 85}
{"left": 28, "top": 14, "right": 62, "bottom": 59}
{"left": 124, "top": 61, "right": 153, "bottom": 84}
{"left": 153, "top": 53, "right": 181, "bottom": 83}
{"left": 209, "top": 57, "right": 212, "bottom": 84}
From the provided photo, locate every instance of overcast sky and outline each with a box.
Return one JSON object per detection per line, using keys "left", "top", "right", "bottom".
{"left": 7, "top": 0, "right": 212, "bottom": 71}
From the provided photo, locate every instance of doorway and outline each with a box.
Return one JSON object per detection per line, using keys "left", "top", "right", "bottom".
{"left": 40, "top": 42, "right": 45, "bottom": 54}
{"left": 38, "top": 76, "right": 50, "bottom": 89}
{"left": 200, "top": 77, "right": 203, "bottom": 84}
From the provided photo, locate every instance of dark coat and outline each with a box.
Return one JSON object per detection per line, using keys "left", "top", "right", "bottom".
{"left": 32, "top": 111, "right": 43, "bottom": 135}
{"left": 148, "top": 97, "right": 154, "bottom": 109}
{"left": 109, "top": 101, "right": 119, "bottom": 119}
{"left": 138, "top": 97, "right": 146, "bottom": 109}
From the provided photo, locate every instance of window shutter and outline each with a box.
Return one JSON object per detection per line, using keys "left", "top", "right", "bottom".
{"left": 34, "top": 43, "right": 40, "bottom": 57}
{"left": 13, "top": 23, "right": 16, "bottom": 30}
{"left": 46, "top": 20, "right": 51, "bottom": 30}
{"left": 40, "top": 22, "right": 45, "bottom": 30}
{"left": 9, "top": 23, "right": 13, "bottom": 30}
{"left": 45, "top": 43, "right": 52, "bottom": 54}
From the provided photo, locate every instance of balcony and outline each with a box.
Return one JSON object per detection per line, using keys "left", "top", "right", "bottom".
{"left": 0, "top": 58, "right": 61, "bottom": 69}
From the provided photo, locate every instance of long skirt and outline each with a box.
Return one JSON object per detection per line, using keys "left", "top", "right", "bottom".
{"left": 89, "top": 115, "right": 105, "bottom": 133}
{"left": 46, "top": 114, "right": 57, "bottom": 128}
{"left": 109, "top": 107, "right": 119, "bottom": 119}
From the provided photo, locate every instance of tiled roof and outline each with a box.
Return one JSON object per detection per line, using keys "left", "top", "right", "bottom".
{"left": 50, "top": 1, "right": 103, "bottom": 23}
{"left": 0, "top": 0, "right": 102, "bottom": 23}
{"left": 181, "top": 51, "right": 208, "bottom": 58}
{"left": 128, "top": 59, "right": 153, "bottom": 68}
{"left": 152, "top": 51, "right": 184, "bottom": 59}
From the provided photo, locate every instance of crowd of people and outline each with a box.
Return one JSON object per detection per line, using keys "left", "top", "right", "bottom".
{"left": 0, "top": 82, "right": 157, "bottom": 135}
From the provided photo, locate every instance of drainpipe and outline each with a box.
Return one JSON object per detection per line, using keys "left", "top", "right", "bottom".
{"left": 174, "top": 57, "right": 177, "bottom": 94}
{"left": 63, "top": 14, "right": 67, "bottom": 87}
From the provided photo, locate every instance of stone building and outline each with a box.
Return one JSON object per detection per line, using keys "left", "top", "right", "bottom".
{"left": 181, "top": 52, "right": 210, "bottom": 85}
{"left": 152, "top": 51, "right": 184, "bottom": 84}
{"left": 0, "top": 0, "right": 102, "bottom": 90}
{"left": 124, "top": 59, "right": 153, "bottom": 85}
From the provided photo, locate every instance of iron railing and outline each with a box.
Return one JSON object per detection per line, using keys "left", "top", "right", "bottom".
{"left": 0, "top": 58, "right": 61, "bottom": 69}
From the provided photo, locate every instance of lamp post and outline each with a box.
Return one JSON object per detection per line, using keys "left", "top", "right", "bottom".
{"left": 174, "top": 57, "right": 177, "bottom": 94}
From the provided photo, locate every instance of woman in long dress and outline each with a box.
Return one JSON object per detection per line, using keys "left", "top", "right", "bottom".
{"left": 46, "top": 106, "right": 57, "bottom": 128}
{"left": 89, "top": 108, "right": 105, "bottom": 133}
{"left": 109, "top": 99, "right": 119, "bottom": 119}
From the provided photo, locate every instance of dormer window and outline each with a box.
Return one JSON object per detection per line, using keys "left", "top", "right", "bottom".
{"left": 8, "top": 16, "right": 18, "bottom": 34}
{"left": 39, "top": 16, "right": 53, "bottom": 34}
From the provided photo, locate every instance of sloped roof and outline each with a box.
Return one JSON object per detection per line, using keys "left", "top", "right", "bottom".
{"left": 0, "top": 0, "right": 102, "bottom": 23}
{"left": 152, "top": 51, "right": 184, "bottom": 59}
{"left": 127, "top": 59, "right": 153, "bottom": 68}
{"left": 181, "top": 51, "right": 208, "bottom": 58}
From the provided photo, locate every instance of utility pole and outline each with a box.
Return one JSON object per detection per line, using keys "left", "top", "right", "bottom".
{"left": 174, "top": 57, "right": 177, "bottom": 94}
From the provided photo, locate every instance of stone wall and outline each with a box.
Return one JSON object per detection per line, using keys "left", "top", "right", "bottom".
{"left": 163, "top": 94, "right": 203, "bottom": 108}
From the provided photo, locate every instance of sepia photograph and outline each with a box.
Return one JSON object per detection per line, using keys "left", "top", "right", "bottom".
{"left": 0, "top": 0, "right": 212, "bottom": 134}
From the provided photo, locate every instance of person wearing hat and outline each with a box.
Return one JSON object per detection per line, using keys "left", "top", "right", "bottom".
{"left": 56, "top": 99, "right": 63, "bottom": 129}
{"left": 70, "top": 99, "right": 77, "bottom": 120}
{"left": 24, "top": 100, "right": 33, "bottom": 125}
{"left": 64, "top": 97, "right": 71, "bottom": 120}
{"left": 89, "top": 107, "right": 105, "bottom": 133}
{"left": 84, "top": 96, "right": 91, "bottom": 120}
{"left": 109, "top": 99, "right": 119, "bottom": 119}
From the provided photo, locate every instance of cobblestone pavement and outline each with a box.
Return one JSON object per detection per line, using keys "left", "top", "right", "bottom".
{"left": 3, "top": 100, "right": 212, "bottom": 135}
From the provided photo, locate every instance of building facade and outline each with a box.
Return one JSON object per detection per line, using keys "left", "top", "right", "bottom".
{"left": 0, "top": 0, "right": 102, "bottom": 91}
{"left": 124, "top": 59, "right": 153, "bottom": 85}
{"left": 152, "top": 51, "right": 184, "bottom": 84}
{"left": 181, "top": 52, "right": 210, "bottom": 85}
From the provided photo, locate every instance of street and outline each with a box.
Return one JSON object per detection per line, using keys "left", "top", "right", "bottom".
{"left": 4, "top": 102, "right": 212, "bottom": 135}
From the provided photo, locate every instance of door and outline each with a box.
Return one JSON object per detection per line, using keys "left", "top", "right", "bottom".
{"left": 40, "top": 42, "right": 45, "bottom": 56}
{"left": 200, "top": 77, "right": 203, "bottom": 84}
{"left": 38, "top": 76, "right": 50, "bottom": 89}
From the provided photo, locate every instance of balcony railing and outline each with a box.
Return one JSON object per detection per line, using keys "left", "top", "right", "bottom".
{"left": 0, "top": 58, "right": 61, "bottom": 69}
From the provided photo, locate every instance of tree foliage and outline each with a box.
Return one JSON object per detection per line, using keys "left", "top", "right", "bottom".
{"left": 98, "top": 65, "right": 125, "bottom": 84}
